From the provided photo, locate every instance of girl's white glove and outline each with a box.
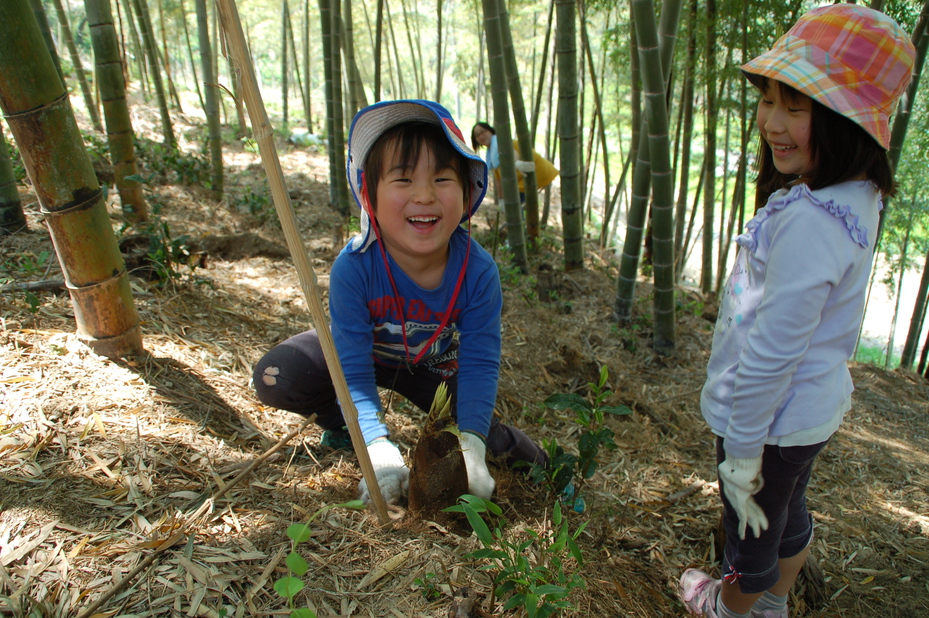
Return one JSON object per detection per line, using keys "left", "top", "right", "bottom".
{"left": 459, "top": 432, "right": 495, "bottom": 499}
{"left": 358, "top": 439, "right": 409, "bottom": 506}
{"left": 514, "top": 159, "right": 536, "bottom": 174}
{"left": 718, "top": 455, "right": 769, "bottom": 539}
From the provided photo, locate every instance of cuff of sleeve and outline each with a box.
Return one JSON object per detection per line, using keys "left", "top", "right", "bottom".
{"left": 461, "top": 430, "right": 487, "bottom": 445}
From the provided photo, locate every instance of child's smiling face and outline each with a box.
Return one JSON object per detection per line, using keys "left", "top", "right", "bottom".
{"left": 756, "top": 81, "right": 816, "bottom": 178}
{"left": 373, "top": 141, "right": 465, "bottom": 273}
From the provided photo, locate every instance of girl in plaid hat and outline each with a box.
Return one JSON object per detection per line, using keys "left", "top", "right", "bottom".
{"left": 252, "top": 100, "right": 546, "bottom": 508}
{"left": 681, "top": 5, "right": 915, "bottom": 618}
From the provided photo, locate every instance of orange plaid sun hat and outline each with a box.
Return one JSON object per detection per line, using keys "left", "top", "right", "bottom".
{"left": 742, "top": 3, "right": 916, "bottom": 150}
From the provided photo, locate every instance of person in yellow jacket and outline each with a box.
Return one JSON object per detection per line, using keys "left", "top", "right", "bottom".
{"left": 470, "top": 122, "right": 558, "bottom": 203}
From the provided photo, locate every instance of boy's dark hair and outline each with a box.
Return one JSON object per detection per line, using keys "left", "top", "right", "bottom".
{"left": 750, "top": 76, "right": 896, "bottom": 212}
{"left": 470, "top": 121, "right": 496, "bottom": 150}
{"left": 365, "top": 121, "right": 472, "bottom": 212}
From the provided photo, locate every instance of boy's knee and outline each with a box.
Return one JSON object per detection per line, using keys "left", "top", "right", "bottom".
{"left": 253, "top": 362, "right": 287, "bottom": 408}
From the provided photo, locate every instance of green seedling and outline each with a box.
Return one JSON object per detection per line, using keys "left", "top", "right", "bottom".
{"left": 274, "top": 500, "right": 366, "bottom": 618}
{"left": 445, "top": 494, "right": 586, "bottom": 618}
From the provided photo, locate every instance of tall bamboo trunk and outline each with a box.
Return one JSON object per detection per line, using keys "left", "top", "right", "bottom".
{"left": 0, "top": 131, "right": 27, "bottom": 234}
{"left": 195, "top": 0, "right": 223, "bottom": 199}
{"left": 0, "top": 0, "right": 142, "bottom": 359}
{"left": 342, "top": 0, "right": 367, "bottom": 116}
{"left": 286, "top": 7, "right": 309, "bottom": 127}
{"left": 482, "top": 0, "right": 528, "bottom": 272}
{"left": 373, "top": 0, "right": 384, "bottom": 101}
{"left": 50, "top": 0, "right": 104, "bottom": 132}
{"left": 701, "top": 0, "right": 717, "bottom": 294}
{"left": 86, "top": 0, "right": 148, "bottom": 222}
{"left": 673, "top": 0, "right": 696, "bottom": 280}
{"left": 282, "top": 0, "right": 290, "bottom": 132}
{"left": 30, "top": 0, "right": 66, "bottom": 83}
{"left": 178, "top": 0, "right": 206, "bottom": 112}
{"left": 304, "top": 0, "right": 313, "bottom": 127}
{"left": 498, "top": 0, "right": 539, "bottom": 246}
{"left": 120, "top": 0, "right": 149, "bottom": 94}
{"left": 901, "top": 246, "right": 929, "bottom": 370}
{"left": 555, "top": 0, "right": 582, "bottom": 271}
{"left": 132, "top": 0, "right": 175, "bottom": 147}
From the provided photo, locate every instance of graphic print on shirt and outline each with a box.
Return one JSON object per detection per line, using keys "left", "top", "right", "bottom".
{"left": 719, "top": 249, "right": 750, "bottom": 332}
{"left": 368, "top": 294, "right": 461, "bottom": 369}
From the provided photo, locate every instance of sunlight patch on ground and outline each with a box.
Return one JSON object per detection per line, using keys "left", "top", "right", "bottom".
{"left": 879, "top": 502, "right": 929, "bottom": 536}
{"left": 840, "top": 426, "right": 929, "bottom": 467}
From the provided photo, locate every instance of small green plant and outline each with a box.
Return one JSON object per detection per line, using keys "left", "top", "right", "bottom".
{"left": 527, "top": 366, "right": 632, "bottom": 507}
{"left": 0, "top": 251, "right": 52, "bottom": 313}
{"left": 413, "top": 572, "right": 443, "bottom": 602}
{"left": 444, "top": 494, "right": 586, "bottom": 618}
{"left": 274, "top": 500, "right": 366, "bottom": 618}
{"left": 234, "top": 184, "right": 277, "bottom": 224}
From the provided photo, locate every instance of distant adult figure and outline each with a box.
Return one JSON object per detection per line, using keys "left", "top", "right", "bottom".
{"left": 470, "top": 122, "right": 558, "bottom": 203}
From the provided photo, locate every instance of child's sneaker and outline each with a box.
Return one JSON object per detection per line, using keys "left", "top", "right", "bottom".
{"left": 320, "top": 426, "right": 353, "bottom": 451}
{"left": 679, "top": 569, "right": 721, "bottom": 617}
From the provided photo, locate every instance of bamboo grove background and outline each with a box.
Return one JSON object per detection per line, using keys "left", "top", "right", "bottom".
{"left": 2, "top": 0, "right": 929, "bottom": 366}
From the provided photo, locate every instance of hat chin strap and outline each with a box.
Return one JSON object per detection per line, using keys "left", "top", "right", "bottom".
{"left": 360, "top": 171, "right": 471, "bottom": 368}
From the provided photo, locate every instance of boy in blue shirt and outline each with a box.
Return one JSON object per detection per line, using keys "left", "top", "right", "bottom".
{"left": 253, "top": 100, "right": 546, "bottom": 505}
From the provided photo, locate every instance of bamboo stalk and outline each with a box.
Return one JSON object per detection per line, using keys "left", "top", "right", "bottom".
{"left": 213, "top": 0, "right": 391, "bottom": 526}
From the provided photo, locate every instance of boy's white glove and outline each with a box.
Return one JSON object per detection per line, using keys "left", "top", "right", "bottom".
{"left": 718, "top": 455, "right": 769, "bottom": 539}
{"left": 460, "top": 432, "right": 495, "bottom": 499}
{"left": 358, "top": 439, "right": 409, "bottom": 506}
{"left": 514, "top": 159, "right": 535, "bottom": 174}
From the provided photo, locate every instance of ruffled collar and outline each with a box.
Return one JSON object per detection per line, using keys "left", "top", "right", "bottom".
{"left": 738, "top": 182, "right": 879, "bottom": 252}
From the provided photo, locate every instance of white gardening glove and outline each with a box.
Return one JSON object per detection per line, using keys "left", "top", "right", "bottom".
{"left": 358, "top": 439, "right": 409, "bottom": 506}
{"left": 459, "top": 431, "right": 495, "bottom": 499}
{"left": 514, "top": 159, "right": 535, "bottom": 174}
{"left": 718, "top": 455, "right": 769, "bottom": 540}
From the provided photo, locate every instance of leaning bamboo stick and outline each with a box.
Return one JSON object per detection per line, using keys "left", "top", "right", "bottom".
{"left": 213, "top": 0, "right": 391, "bottom": 525}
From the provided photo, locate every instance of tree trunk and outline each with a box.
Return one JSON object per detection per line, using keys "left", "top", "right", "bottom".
{"left": 482, "top": 0, "right": 528, "bottom": 272}
{"left": 374, "top": 0, "right": 384, "bottom": 101}
{"left": 498, "top": 0, "right": 539, "bottom": 246}
{"left": 282, "top": 0, "right": 290, "bottom": 132}
{"left": 320, "top": 0, "right": 350, "bottom": 214}
{"left": 631, "top": 0, "right": 680, "bottom": 354}
{"left": 285, "top": 7, "right": 308, "bottom": 128}
{"left": 131, "top": 0, "right": 175, "bottom": 147}
{"left": 701, "top": 0, "right": 717, "bottom": 294}
{"left": 435, "top": 0, "right": 443, "bottom": 102}
{"left": 530, "top": 0, "right": 555, "bottom": 146}
{"left": 877, "top": 0, "right": 929, "bottom": 243}
{"left": 50, "top": 0, "right": 104, "bottom": 132}
{"left": 342, "top": 0, "right": 368, "bottom": 114}
{"left": 30, "top": 0, "right": 65, "bottom": 84}
{"left": 615, "top": 0, "right": 681, "bottom": 322}
{"left": 886, "top": 221, "right": 911, "bottom": 369}
{"left": 673, "top": 0, "right": 696, "bottom": 280}
{"left": 555, "top": 0, "right": 582, "bottom": 272}
{"left": 120, "top": 0, "right": 149, "bottom": 93}
{"left": 178, "top": 0, "right": 205, "bottom": 111}
{"left": 86, "top": 0, "right": 149, "bottom": 222}
{"left": 194, "top": 0, "right": 223, "bottom": 199}
{"left": 304, "top": 0, "right": 313, "bottom": 127}
{"left": 0, "top": 131, "right": 27, "bottom": 234}
{"left": 901, "top": 247, "right": 929, "bottom": 370}
{"left": 0, "top": 0, "right": 142, "bottom": 359}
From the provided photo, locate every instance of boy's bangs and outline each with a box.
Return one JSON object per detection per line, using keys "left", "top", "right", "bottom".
{"left": 379, "top": 122, "right": 468, "bottom": 179}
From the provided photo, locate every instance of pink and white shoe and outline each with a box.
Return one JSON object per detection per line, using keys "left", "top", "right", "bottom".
{"left": 679, "top": 569, "right": 721, "bottom": 617}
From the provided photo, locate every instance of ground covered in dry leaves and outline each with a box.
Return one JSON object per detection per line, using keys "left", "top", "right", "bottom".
{"left": 1, "top": 114, "right": 928, "bottom": 618}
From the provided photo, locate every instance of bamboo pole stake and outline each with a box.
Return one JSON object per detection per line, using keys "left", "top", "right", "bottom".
{"left": 213, "top": 0, "right": 390, "bottom": 525}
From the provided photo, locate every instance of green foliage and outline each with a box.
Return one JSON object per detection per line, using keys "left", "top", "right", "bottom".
{"left": 0, "top": 250, "right": 52, "bottom": 314}
{"left": 234, "top": 184, "right": 277, "bottom": 225}
{"left": 855, "top": 342, "right": 901, "bottom": 370}
{"left": 134, "top": 137, "right": 211, "bottom": 187}
{"left": 413, "top": 572, "right": 443, "bottom": 602}
{"left": 274, "top": 500, "right": 365, "bottom": 618}
{"left": 444, "top": 495, "right": 586, "bottom": 618}
{"left": 526, "top": 366, "right": 631, "bottom": 507}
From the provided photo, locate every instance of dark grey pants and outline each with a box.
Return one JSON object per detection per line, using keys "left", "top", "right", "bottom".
{"left": 253, "top": 329, "right": 547, "bottom": 467}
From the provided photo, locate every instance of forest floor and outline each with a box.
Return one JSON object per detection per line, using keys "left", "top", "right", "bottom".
{"left": 1, "top": 105, "right": 928, "bottom": 618}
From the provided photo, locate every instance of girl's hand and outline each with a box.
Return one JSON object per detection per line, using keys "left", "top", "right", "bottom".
{"left": 459, "top": 431, "right": 495, "bottom": 499}
{"left": 718, "top": 455, "right": 769, "bottom": 539}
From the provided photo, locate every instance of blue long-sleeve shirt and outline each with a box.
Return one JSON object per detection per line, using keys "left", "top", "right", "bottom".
{"left": 702, "top": 181, "right": 880, "bottom": 458}
{"left": 329, "top": 227, "right": 502, "bottom": 444}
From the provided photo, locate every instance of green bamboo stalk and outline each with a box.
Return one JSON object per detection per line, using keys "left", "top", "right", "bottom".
{"left": 0, "top": 131, "right": 27, "bottom": 234}
{"left": 0, "top": 0, "right": 142, "bottom": 359}
{"left": 49, "top": 0, "right": 104, "bottom": 132}
{"left": 86, "top": 0, "right": 149, "bottom": 222}
{"left": 195, "top": 0, "right": 223, "bottom": 199}
{"left": 131, "top": 0, "right": 175, "bottom": 148}
{"left": 555, "top": 0, "right": 582, "bottom": 271}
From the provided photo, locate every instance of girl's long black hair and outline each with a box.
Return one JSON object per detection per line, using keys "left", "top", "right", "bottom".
{"left": 749, "top": 76, "right": 896, "bottom": 212}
